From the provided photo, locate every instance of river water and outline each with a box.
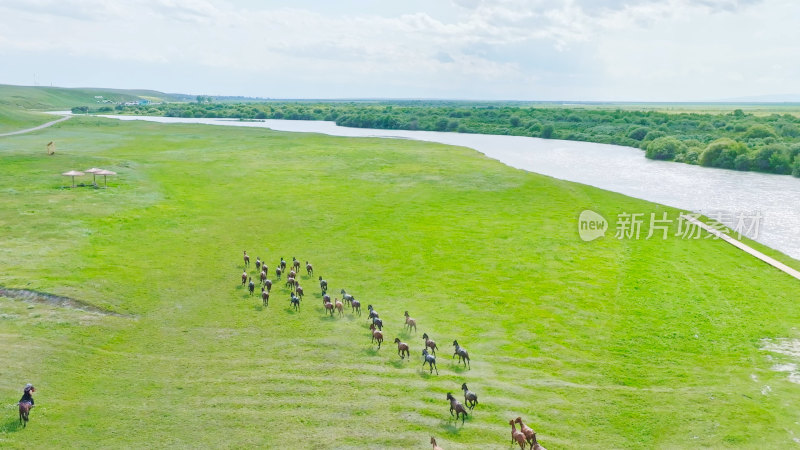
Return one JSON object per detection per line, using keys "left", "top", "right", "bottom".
{"left": 91, "top": 114, "right": 800, "bottom": 260}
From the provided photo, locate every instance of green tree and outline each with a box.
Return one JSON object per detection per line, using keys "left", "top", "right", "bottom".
{"left": 541, "top": 124, "right": 554, "bottom": 139}
{"left": 645, "top": 137, "right": 686, "bottom": 161}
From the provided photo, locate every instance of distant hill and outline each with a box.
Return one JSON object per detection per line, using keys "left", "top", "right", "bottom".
{"left": 0, "top": 84, "right": 185, "bottom": 110}
{"left": 718, "top": 94, "right": 800, "bottom": 103}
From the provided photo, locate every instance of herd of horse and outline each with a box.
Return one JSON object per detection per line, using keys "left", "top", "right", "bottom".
{"left": 238, "top": 250, "right": 546, "bottom": 449}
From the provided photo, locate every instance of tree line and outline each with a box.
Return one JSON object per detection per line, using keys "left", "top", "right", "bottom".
{"left": 75, "top": 101, "right": 800, "bottom": 177}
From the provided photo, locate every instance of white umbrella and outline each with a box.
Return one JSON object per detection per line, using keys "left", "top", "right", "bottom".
{"left": 61, "top": 170, "right": 85, "bottom": 188}
{"left": 85, "top": 168, "right": 103, "bottom": 186}
{"left": 95, "top": 169, "right": 117, "bottom": 188}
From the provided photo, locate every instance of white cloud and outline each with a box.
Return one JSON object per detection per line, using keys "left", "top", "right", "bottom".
{"left": 0, "top": 0, "right": 795, "bottom": 100}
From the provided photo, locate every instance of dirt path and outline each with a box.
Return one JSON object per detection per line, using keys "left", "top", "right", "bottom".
{"left": 0, "top": 114, "right": 71, "bottom": 137}
{"left": 681, "top": 214, "right": 800, "bottom": 281}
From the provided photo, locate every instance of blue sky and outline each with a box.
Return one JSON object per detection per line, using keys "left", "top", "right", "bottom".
{"left": 0, "top": 0, "right": 797, "bottom": 101}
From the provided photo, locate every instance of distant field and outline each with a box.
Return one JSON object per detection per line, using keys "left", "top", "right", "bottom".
{"left": 1, "top": 114, "right": 799, "bottom": 448}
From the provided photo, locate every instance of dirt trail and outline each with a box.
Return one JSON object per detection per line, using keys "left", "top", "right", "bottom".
{"left": 0, "top": 115, "right": 71, "bottom": 137}
{"left": 681, "top": 214, "right": 800, "bottom": 281}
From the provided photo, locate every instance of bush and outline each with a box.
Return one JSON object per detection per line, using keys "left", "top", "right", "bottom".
{"left": 645, "top": 137, "right": 686, "bottom": 161}
{"left": 541, "top": 124, "right": 554, "bottom": 139}
{"left": 734, "top": 154, "right": 751, "bottom": 171}
{"left": 792, "top": 156, "right": 800, "bottom": 177}
{"left": 744, "top": 124, "right": 777, "bottom": 139}
{"left": 700, "top": 138, "right": 746, "bottom": 168}
{"left": 628, "top": 127, "right": 649, "bottom": 141}
{"left": 643, "top": 130, "right": 666, "bottom": 141}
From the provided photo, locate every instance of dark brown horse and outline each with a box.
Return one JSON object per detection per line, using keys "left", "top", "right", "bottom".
{"left": 261, "top": 288, "right": 269, "bottom": 307}
{"left": 446, "top": 393, "right": 467, "bottom": 424}
{"left": 243, "top": 250, "right": 250, "bottom": 267}
{"left": 292, "top": 257, "right": 301, "bottom": 272}
{"left": 306, "top": 261, "right": 313, "bottom": 276}
{"left": 19, "top": 402, "right": 32, "bottom": 428}
{"left": 351, "top": 299, "right": 361, "bottom": 316}
{"left": 422, "top": 333, "right": 438, "bottom": 355}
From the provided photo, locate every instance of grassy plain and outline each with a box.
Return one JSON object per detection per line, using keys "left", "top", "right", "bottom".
{"left": 1, "top": 114, "right": 799, "bottom": 448}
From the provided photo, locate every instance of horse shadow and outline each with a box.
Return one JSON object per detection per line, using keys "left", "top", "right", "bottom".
{"left": 0, "top": 416, "right": 23, "bottom": 433}
{"left": 439, "top": 419, "right": 468, "bottom": 434}
{"left": 388, "top": 359, "right": 407, "bottom": 369}
{"left": 450, "top": 364, "right": 468, "bottom": 374}
{"left": 284, "top": 306, "right": 299, "bottom": 314}
{"left": 361, "top": 347, "right": 382, "bottom": 356}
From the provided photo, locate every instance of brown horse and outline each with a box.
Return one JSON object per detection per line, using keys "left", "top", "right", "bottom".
{"left": 295, "top": 285, "right": 304, "bottom": 298}
{"left": 404, "top": 311, "right": 417, "bottom": 332}
{"left": 19, "top": 401, "right": 32, "bottom": 427}
{"left": 394, "top": 338, "right": 410, "bottom": 359}
{"left": 370, "top": 323, "right": 384, "bottom": 348}
{"left": 422, "top": 333, "right": 438, "bottom": 355}
{"left": 324, "top": 299, "right": 334, "bottom": 316}
{"left": 446, "top": 393, "right": 467, "bottom": 424}
{"left": 430, "top": 436, "right": 443, "bottom": 450}
{"left": 243, "top": 250, "right": 250, "bottom": 267}
{"left": 334, "top": 298, "right": 344, "bottom": 316}
{"left": 241, "top": 270, "right": 247, "bottom": 286}
{"left": 351, "top": 299, "right": 361, "bottom": 316}
{"left": 260, "top": 270, "right": 267, "bottom": 285}
{"left": 261, "top": 288, "right": 269, "bottom": 307}
{"left": 292, "top": 257, "right": 301, "bottom": 272}
{"left": 306, "top": 261, "right": 313, "bottom": 276}
{"left": 510, "top": 419, "right": 527, "bottom": 450}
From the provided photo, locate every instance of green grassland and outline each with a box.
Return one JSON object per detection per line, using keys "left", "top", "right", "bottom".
{"left": 0, "top": 84, "right": 180, "bottom": 133}
{"left": 1, "top": 114, "right": 800, "bottom": 449}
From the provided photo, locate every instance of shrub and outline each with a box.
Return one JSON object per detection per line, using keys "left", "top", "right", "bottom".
{"left": 645, "top": 137, "right": 686, "bottom": 161}
{"left": 628, "top": 127, "right": 649, "bottom": 141}
{"left": 744, "top": 124, "right": 777, "bottom": 139}
{"left": 700, "top": 138, "right": 747, "bottom": 168}
{"left": 734, "top": 154, "right": 751, "bottom": 171}
{"left": 541, "top": 124, "right": 554, "bottom": 139}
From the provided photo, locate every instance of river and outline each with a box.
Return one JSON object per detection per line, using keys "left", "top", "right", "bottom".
{"left": 88, "top": 114, "right": 800, "bottom": 260}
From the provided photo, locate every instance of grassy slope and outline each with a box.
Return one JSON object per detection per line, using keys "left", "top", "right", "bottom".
{"left": 0, "top": 117, "right": 799, "bottom": 448}
{"left": 0, "top": 84, "right": 180, "bottom": 133}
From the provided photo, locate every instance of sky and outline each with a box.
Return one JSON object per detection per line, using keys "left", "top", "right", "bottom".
{"left": 0, "top": 0, "right": 798, "bottom": 101}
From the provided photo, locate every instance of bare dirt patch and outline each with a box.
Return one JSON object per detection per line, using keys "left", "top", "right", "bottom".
{"left": 0, "top": 287, "right": 130, "bottom": 317}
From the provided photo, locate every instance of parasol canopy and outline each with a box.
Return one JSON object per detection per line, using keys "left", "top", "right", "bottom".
{"left": 95, "top": 169, "right": 117, "bottom": 188}
{"left": 61, "top": 170, "right": 85, "bottom": 188}
{"left": 85, "top": 167, "right": 102, "bottom": 186}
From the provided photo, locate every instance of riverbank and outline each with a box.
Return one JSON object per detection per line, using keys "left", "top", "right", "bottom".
{"left": 87, "top": 113, "right": 800, "bottom": 261}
